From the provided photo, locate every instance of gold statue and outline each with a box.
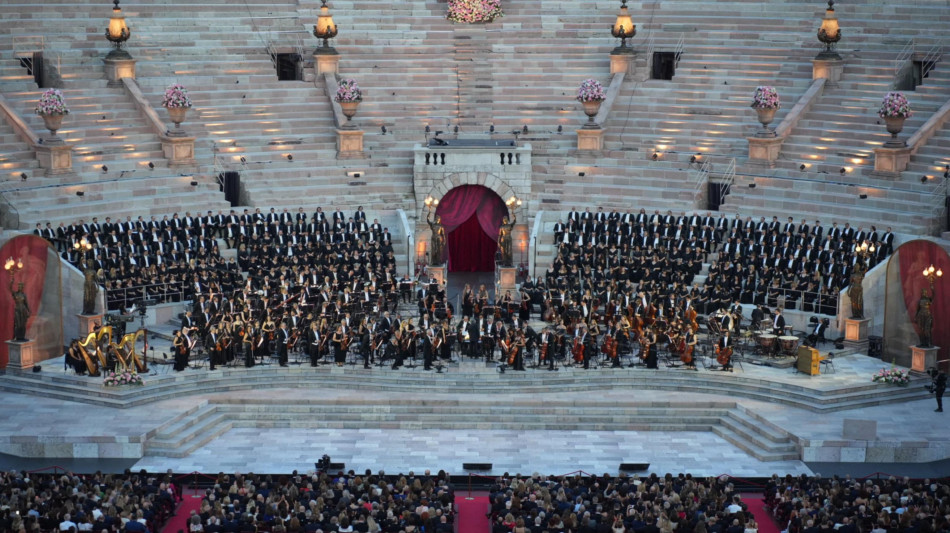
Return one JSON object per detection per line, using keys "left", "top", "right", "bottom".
{"left": 498, "top": 213, "right": 517, "bottom": 266}
{"left": 11, "top": 282, "right": 30, "bottom": 341}
{"left": 848, "top": 264, "right": 864, "bottom": 319}
{"left": 426, "top": 211, "right": 445, "bottom": 265}
{"left": 916, "top": 288, "right": 933, "bottom": 348}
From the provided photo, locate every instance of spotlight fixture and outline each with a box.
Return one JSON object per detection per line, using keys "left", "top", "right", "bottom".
{"left": 102, "top": 165, "right": 108, "bottom": 173}
{"left": 76, "top": 191, "right": 85, "bottom": 197}
{"left": 840, "top": 167, "right": 846, "bottom": 174}
{"left": 578, "top": 172, "right": 586, "bottom": 177}
{"left": 557, "top": 125, "right": 563, "bottom": 133}
{"left": 522, "top": 124, "right": 528, "bottom": 134}
{"left": 921, "top": 175, "right": 929, "bottom": 183}
{"left": 489, "top": 124, "right": 495, "bottom": 133}
{"left": 20, "top": 172, "right": 27, "bottom": 181}
{"left": 287, "top": 154, "right": 294, "bottom": 161}
{"left": 652, "top": 152, "right": 659, "bottom": 161}
{"left": 859, "top": 193, "right": 868, "bottom": 199}
{"left": 148, "top": 161, "right": 154, "bottom": 169}
{"left": 381, "top": 126, "right": 387, "bottom": 134}
{"left": 453, "top": 125, "right": 459, "bottom": 134}
{"left": 240, "top": 156, "right": 247, "bottom": 164}
{"left": 689, "top": 155, "right": 697, "bottom": 164}
{"left": 748, "top": 183, "right": 756, "bottom": 188}
{"left": 190, "top": 180, "right": 198, "bottom": 186}
{"left": 800, "top": 164, "right": 806, "bottom": 171}
{"left": 425, "top": 125, "right": 430, "bottom": 134}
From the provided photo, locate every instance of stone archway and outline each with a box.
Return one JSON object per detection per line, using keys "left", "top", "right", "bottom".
{"left": 415, "top": 171, "right": 520, "bottom": 219}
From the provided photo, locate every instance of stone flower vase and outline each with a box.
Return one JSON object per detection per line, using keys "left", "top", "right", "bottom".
{"left": 883, "top": 116, "right": 906, "bottom": 147}
{"left": 40, "top": 113, "right": 65, "bottom": 145}
{"left": 165, "top": 106, "right": 189, "bottom": 137}
{"left": 754, "top": 107, "right": 778, "bottom": 138}
{"left": 339, "top": 100, "right": 360, "bottom": 129}
{"left": 581, "top": 99, "right": 603, "bottom": 130}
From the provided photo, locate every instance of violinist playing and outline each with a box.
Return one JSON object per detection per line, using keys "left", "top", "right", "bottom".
{"left": 510, "top": 329, "right": 527, "bottom": 371}
{"left": 206, "top": 325, "right": 222, "bottom": 371}
{"left": 683, "top": 324, "right": 698, "bottom": 371}
{"left": 641, "top": 326, "right": 658, "bottom": 369}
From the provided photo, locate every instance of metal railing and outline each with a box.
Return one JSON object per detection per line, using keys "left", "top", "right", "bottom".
{"left": 920, "top": 42, "right": 942, "bottom": 79}
{"left": 106, "top": 283, "right": 190, "bottom": 311}
{"left": 673, "top": 33, "right": 686, "bottom": 70}
{"left": 691, "top": 159, "right": 711, "bottom": 197}
{"left": 644, "top": 31, "right": 657, "bottom": 74}
{"left": 893, "top": 38, "right": 915, "bottom": 80}
{"left": 717, "top": 157, "right": 736, "bottom": 207}
{"left": 0, "top": 191, "right": 21, "bottom": 229}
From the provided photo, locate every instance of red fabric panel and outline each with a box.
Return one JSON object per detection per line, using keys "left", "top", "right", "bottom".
{"left": 0, "top": 235, "right": 50, "bottom": 367}
{"left": 448, "top": 212, "right": 497, "bottom": 272}
{"left": 435, "top": 184, "right": 508, "bottom": 240}
{"left": 898, "top": 240, "right": 950, "bottom": 367}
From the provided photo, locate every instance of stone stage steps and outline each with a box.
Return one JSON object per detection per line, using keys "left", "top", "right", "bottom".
{"left": 142, "top": 398, "right": 799, "bottom": 462}
{"left": 0, "top": 357, "right": 929, "bottom": 415}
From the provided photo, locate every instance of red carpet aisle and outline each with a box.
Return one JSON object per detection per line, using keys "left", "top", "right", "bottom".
{"left": 161, "top": 488, "right": 203, "bottom": 533}
{"left": 456, "top": 491, "right": 491, "bottom": 533}
{"left": 742, "top": 493, "right": 782, "bottom": 533}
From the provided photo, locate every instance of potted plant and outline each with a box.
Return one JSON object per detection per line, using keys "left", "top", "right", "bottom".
{"left": 878, "top": 91, "right": 912, "bottom": 147}
{"left": 335, "top": 78, "right": 362, "bottom": 129}
{"left": 447, "top": 0, "right": 504, "bottom": 24}
{"left": 34, "top": 88, "right": 69, "bottom": 143}
{"left": 162, "top": 83, "right": 193, "bottom": 135}
{"left": 103, "top": 369, "right": 145, "bottom": 387}
{"left": 577, "top": 79, "right": 606, "bottom": 129}
{"left": 751, "top": 86, "right": 780, "bottom": 137}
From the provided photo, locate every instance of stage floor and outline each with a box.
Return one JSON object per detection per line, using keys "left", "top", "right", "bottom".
{"left": 0, "top": 351, "right": 943, "bottom": 477}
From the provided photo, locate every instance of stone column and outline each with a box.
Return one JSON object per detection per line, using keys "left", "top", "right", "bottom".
{"left": 497, "top": 266, "right": 517, "bottom": 293}
{"left": 872, "top": 146, "right": 912, "bottom": 177}
{"left": 911, "top": 345, "right": 939, "bottom": 372}
{"left": 161, "top": 135, "right": 197, "bottom": 167}
{"left": 844, "top": 318, "right": 870, "bottom": 352}
{"left": 35, "top": 144, "right": 75, "bottom": 176}
{"left": 426, "top": 265, "right": 446, "bottom": 286}
{"left": 77, "top": 313, "right": 104, "bottom": 337}
{"left": 6, "top": 339, "right": 38, "bottom": 371}
{"left": 104, "top": 57, "right": 136, "bottom": 88}
{"left": 812, "top": 59, "right": 844, "bottom": 87}
{"left": 747, "top": 137, "right": 783, "bottom": 167}
{"left": 576, "top": 129, "right": 605, "bottom": 151}
{"left": 336, "top": 129, "right": 365, "bottom": 159}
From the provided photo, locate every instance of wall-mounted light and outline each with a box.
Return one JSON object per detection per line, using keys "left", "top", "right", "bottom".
{"left": 76, "top": 190, "right": 85, "bottom": 197}
{"left": 102, "top": 165, "right": 108, "bottom": 173}
{"left": 190, "top": 180, "right": 198, "bottom": 186}
{"left": 800, "top": 164, "right": 807, "bottom": 171}
{"left": 287, "top": 154, "right": 294, "bottom": 161}
{"left": 748, "top": 183, "right": 756, "bottom": 188}
{"left": 148, "top": 161, "right": 154, "bottom": 169}
{"left": 652, "top": 152, "right": 659, "bottom": 160}
{"left": 578, "top": 172, "right": 586, "bottom": 177}
{"left": 20, "top": 172, "right": 27, "bottom": 181}
{"left": 859, "top": 193, "right": 867, "bottom": 199}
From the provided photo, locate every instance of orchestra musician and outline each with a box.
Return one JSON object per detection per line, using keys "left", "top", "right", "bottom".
{"left": 461, "top": 283, "right": 475, "bottom": 318}
{"left": 641, "top": 326, "right": 658, "bottom": 369}
{"left": 277, "top": 321, "right": 291, "bottom": 367}
{"left": 66, "top": 339, "right": 86, "bottom": 375}
{"left": 771, "top": 307, "right": 786, "bottom": 336}
{"left": 684, "top": 324, "right": 698, "bottom": 371}
{"left": 360, "top": 320, "right": 372, "bottom": 369}
{"left": 511, "top": 330, "right": 526, "bottom": 371}
{"left": 332, "top": 324, "right": 345, "bottom": 366}
{"left": 423, "top": 327, "right": 435, "bottom": 371}
{"left": 206, "top": 325, "right": 222, "bottom": 371}
{"left": 173, "top": 328, "right": 193, "bottom": 371}
{"left": 307, "top": 321, "right": 322, "bottom": 366}
{"left": 717, "top": 331, "right": 733, "bottom": 372}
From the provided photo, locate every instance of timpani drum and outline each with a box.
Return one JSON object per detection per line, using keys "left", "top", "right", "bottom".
{"left": 759, "top": 334, "right": 777, "bottom": 351}
{"left": 779, "top": 335, "right": 799, "bottom": 355}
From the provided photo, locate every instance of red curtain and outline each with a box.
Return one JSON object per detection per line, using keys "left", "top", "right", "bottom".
{"left": 448, "top": 212, "right": 498, "bottom": 272}
{"left": 0, "top": 235, "right": 50, "bottom": 367}
{"left": 898, "top": 240, "right": 950, "bottom": 368}
{"left": 436, "top": 185, "right": 508, "bottom": 272}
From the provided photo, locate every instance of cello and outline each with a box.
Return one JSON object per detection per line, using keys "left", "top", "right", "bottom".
{"left": 716, "top": 340, "right": 733, "bottom": 368}
{"left": 572, "top": 335, "right": 585, "bottom": 364}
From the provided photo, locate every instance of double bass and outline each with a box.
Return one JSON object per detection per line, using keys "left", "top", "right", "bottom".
{"left": 507, "top": 334, "right": 520, "bottom": 365}
{"left": 572, "top": 335, "right": 585, "bottom": 364}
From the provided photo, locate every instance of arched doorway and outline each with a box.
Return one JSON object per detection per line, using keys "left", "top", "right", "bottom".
{"left": 435, "top": 185, "right": 508, "bottom": 272}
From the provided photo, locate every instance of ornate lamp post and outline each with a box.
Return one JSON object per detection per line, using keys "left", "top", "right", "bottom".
{"left": 74, "top": 238, "right": 93, "bottom": 262}
{"left": 4, "top": 257, "right": 24, "bottom": 279}
{"left": 313, "top": 0, "right": 339, "bottom": 55}
{"left": 816, "top": 0, "right": 842, "bottom": 60}
{"left": 611, "top": 0, "right": 636, "bottom": 55}
{"left": 105, "top": 0, "right": 132, "bottom": 60}
{"left": 855, "top": 240, "right": 875, "bottom": 267}
{"left": 923, "top": 264, "right": 943, "bottom": 292}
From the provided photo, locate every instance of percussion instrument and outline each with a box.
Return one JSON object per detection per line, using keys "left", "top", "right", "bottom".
{"left": 779, "top": 335, "right": 799, "bottom": 355}
{"left": 759, "top": 334, "right": 776, "bottom": 350}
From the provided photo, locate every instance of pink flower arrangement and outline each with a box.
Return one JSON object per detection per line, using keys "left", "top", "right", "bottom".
{"left": 35, "top": 89, "right": 69, "bottom": 115}
{"left": 871, "top": 366, "right": 909, "bottom": 386}
{"left": 335, "top": 79, "right": 362, "bottom": 103}
{"left": 878, "top": 92, "right": 912, "bottom": 118}
{"left": 103, "top": 369, "right": 145, "bottom": 387}
{"left": 751, "top": 86, "right": 780, "bottom": 110}
{"left": 161, "top": 83, "right": 192, "bottom": 108}
{"left": 576, "top": 79, "right": 606, "bottom": 102}
{"left": 447, "top": 0, "right": 503, "bottom": 24}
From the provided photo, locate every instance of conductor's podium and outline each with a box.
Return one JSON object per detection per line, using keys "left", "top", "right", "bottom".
{"left": 796, "top": 345, "right": 823, "bottom": 375}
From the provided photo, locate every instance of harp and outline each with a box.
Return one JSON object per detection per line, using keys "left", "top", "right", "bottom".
{"left": 77, "top": 326, "right": 113, "bottom": 376}
{"left": 112, "top": 328, "right": 148, "bottom": 373}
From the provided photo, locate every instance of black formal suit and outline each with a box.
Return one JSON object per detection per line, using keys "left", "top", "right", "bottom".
{"left": 277, "top": 327, "right": 290, "bottom": 366}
